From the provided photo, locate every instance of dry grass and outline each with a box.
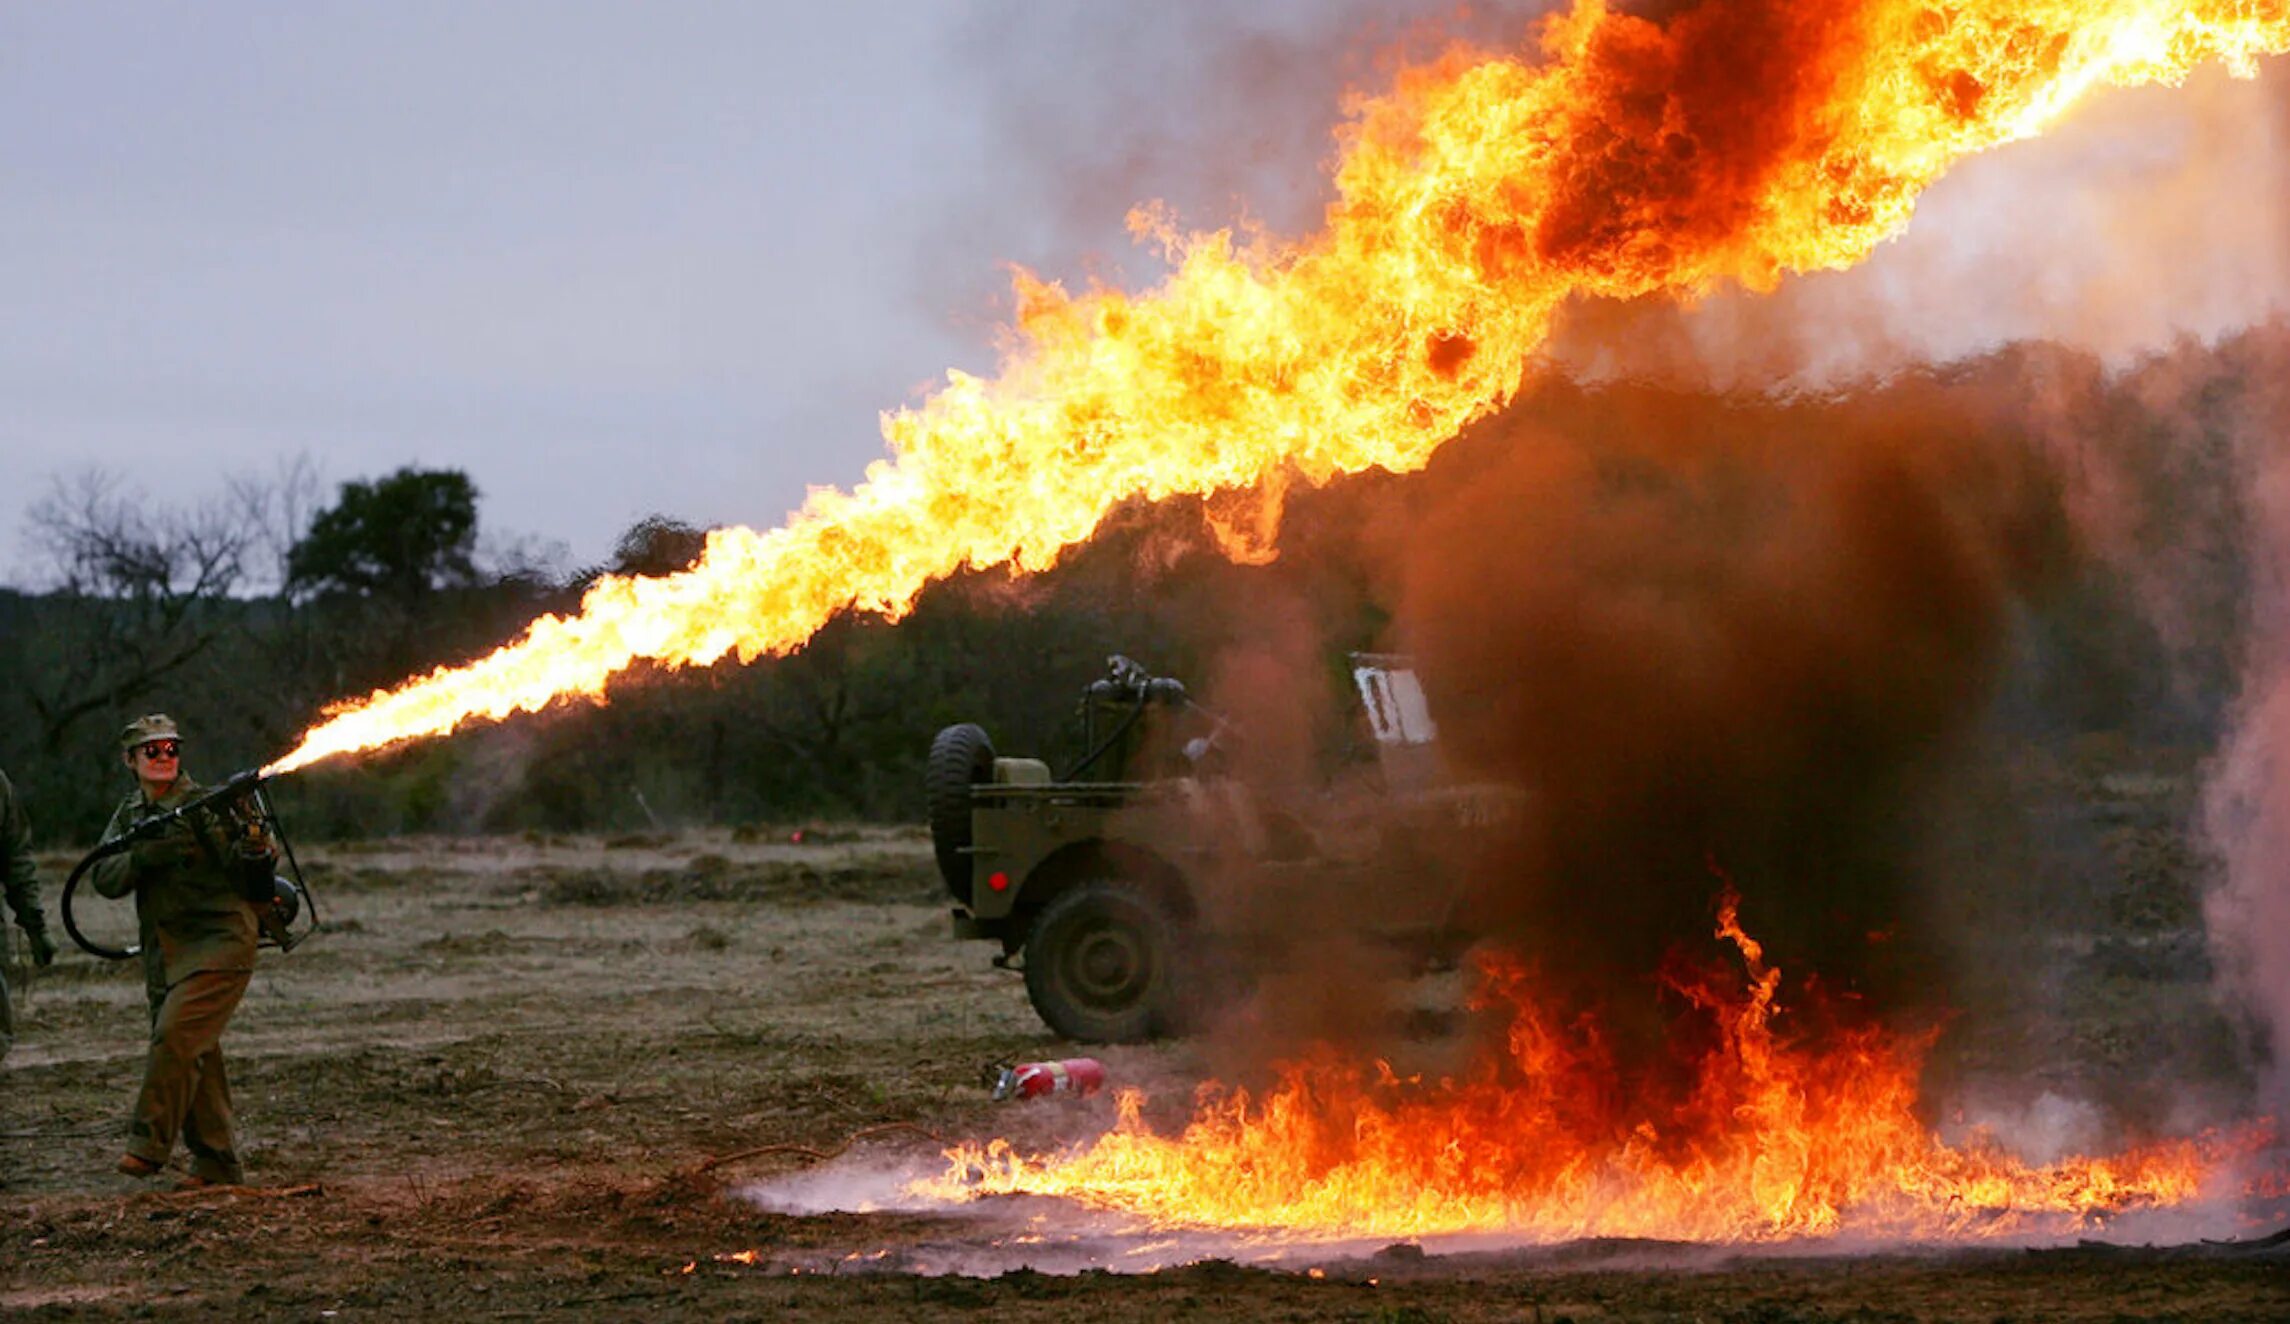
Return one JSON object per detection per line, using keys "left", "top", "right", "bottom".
{"left": 1, "top": 826, "right": 2282, "bottom": 1321}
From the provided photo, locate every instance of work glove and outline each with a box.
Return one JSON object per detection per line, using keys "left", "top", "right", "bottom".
{"left": 22, "top": 923, "right": 56, "bottom": 968}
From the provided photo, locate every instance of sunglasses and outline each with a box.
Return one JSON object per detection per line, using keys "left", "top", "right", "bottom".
{"left": 137, "top": 740, "right": 182, "bottom": 759}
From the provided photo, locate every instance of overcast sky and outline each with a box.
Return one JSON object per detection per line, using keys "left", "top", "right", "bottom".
{"left": 0, "top": 0, "right": 1450, "bottom": 586}
{"left": 6, "top": 2, "right": 2287, "bottom": 590}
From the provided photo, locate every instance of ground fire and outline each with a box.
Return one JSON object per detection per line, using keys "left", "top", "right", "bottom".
{"left": 240, "top": 0, "right": 2290, "bottom": 1253}
{"left": 920, "top": 890, "right": 2249, "bottom": 1243}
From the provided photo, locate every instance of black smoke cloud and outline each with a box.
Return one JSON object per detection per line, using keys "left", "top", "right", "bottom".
{"left": 1384, "top": 376, "right": 2065, "bottom": 1023}
{"left": 1084, "top": 331, "right": 2275, "bottom": 1141}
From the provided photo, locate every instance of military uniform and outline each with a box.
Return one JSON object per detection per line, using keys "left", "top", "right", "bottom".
{"left": 2, "top": 767, "right": 57, "bottom": 1064}
{"left": 93, "top": 726, "right": 271, "bottom": 1186}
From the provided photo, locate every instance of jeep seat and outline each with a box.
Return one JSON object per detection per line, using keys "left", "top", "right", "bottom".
{"left": 994, "top": 757, "right": 1052, "bottom": 786}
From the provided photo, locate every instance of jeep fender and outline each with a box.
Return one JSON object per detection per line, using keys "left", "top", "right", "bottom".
{"left": 1012, "top": 840, "right": 1193, "bottom": 936}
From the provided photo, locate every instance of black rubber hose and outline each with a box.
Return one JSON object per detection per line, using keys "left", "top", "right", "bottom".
{"left": 59, "top": 838, "right": 138, "bottom": 960}
{"left": 1062, "top": 695, "right": 1149, "bottom": 782}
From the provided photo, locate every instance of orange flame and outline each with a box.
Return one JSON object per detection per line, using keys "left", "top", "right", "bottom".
{"left": 919, "top": 891, "right": 2238, "bottom": 1242}
{"left": 264, "top": 1, "right": 2290, "bottom": 774}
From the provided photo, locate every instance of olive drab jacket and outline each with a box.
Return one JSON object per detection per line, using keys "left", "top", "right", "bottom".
{"left": 91, "top": 777, "right": 265, "bottom": 991}
{"left": 1, "top": 769, "right": 40, "bottom": 936}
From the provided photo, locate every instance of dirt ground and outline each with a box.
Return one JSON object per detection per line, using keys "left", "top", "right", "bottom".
{"left": 3, "top": 825, "right": 2285, "bottom": 1321}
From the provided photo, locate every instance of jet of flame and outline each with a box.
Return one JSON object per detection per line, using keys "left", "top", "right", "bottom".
{"left": 919, "top": 892, "right": 2242, "bottom": 1242}
{"left": 264, "top": 0, "right": 2290, "bottom": 775}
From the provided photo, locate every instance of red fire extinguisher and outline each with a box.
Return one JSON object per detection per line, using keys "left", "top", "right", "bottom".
{"left": 991, "top": 1058, "right": 1107, "bottom": 1102}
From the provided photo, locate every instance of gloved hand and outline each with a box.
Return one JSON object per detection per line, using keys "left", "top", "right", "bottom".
{"left": 129, "top": 832, "right": 197, "bottom": 873}
{"left": 23, "top": 924, "right": 56, "bottom": 967}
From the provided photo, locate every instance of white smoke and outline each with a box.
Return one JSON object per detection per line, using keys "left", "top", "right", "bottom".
{"left": 2203, "top": 410, "right": 2290, "bottom": 1115}
{"left": 1554, "top": 64, "right": 2290, "bottom": 388}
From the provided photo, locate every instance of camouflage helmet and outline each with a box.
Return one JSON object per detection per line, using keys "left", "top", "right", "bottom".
{"left": 118, "top": 713, "right": 183, "bottom": 753}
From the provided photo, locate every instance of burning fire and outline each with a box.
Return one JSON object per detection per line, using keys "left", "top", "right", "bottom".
{"left": 264, "top": 0, "right": 2290, "bottom": 774}
{"left": 921, "top": 892, "right": 2235, "bottom": 1242}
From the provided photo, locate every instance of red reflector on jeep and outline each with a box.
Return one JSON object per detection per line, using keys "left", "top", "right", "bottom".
{"left": 989, "top": 871, "right": 1010, "bottom": 891}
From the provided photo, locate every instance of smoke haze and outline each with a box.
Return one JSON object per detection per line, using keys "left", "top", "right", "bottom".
{"left": 2190, "top": 331, "right": 2290, "bottom": 1119}
{"left": 1152, "top": 332, "right": 2290, "bottom": 1143}
{"left": 1387, "top": 377, "right": 2054, "bottom": 1031}
{"left": 1548, "top": 63, "right": 2290, "bottom": 387}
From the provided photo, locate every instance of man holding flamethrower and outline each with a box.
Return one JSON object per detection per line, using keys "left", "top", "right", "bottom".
{"left": 90, "top": 714, "right": 279, "bottom": 1188}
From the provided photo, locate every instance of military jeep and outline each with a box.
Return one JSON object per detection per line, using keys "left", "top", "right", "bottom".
{"left": 929, "top": 654, "right": 1521, "bottom": 1042}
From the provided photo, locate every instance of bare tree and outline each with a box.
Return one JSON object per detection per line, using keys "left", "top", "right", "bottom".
{"left": 18, "top": 469, "right": 258, "bottom": 754}
{"left": 478, "top": 528, "right": 572, "bottom": 591}
{"left": 747, "top": 609, "right": 914, "bottom": 786}
{"left": 225, "top": 451, "right": 327, "bottom": 595}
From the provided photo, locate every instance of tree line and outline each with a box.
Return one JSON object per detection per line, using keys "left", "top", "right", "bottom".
{"left": 0, "top": 454, "right": 1402, "bottom": 845}
{"left": 0, "top": 332, "right": 2266, "bottom": 846}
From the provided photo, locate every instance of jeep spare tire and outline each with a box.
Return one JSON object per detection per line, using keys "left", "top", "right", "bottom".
{"left": 927, "top": 723, "right": 996, "bottom": 902}
{"left": 1024, "top": 879, "right": 1178, "bottom": 1043}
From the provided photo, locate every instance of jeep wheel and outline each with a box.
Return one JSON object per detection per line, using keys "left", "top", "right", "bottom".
{"left": 927, "top": 723, "right": 996, "bottom": 903}
{"left": 1024, "top": 880, "right": 1178, "bottom": 1043}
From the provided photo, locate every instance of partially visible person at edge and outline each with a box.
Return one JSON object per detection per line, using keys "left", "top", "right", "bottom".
{"left": 91, "top": 715, "right": 275, "bottom": 1188}
{"left": 2, "top": 764, "right": 59, "bottom": 1064}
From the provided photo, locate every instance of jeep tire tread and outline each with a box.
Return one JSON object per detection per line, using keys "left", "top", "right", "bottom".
{"left": 927, "top": 723, "right": 996, "bottom": 903}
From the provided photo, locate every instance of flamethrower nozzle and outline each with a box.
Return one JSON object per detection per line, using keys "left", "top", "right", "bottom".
{"left": 102, "top": 767, "right": 271, "bottom": 845}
